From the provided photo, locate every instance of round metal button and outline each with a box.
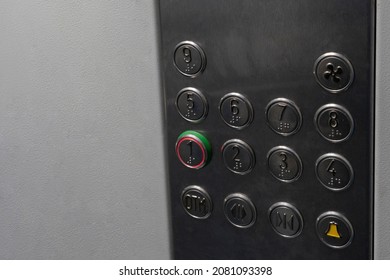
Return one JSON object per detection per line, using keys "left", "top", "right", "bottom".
{"left": 315, "top": 153, "right": 353, "bottom": 191}
{"left": 176, "top": 87, "right": 208, "bottom": 123}
{"left": 266, "top": 98, "right": 302, "bottom": 136}
{"left": 174, "top": 41, "right": 206, "bottom": 77}
{"left": 219, "top": 93, "right": 254, "bottom": 129}
{"left": 267, "top": 146, "right": 302, "bottom": 183}
{"left": 224, "top": 193, "right": 256, "bottom": 228}
{"left": 221, "top": 139, "right": 255, "bottom": 175}
{"left": 315, "top": 104, "right": 354, "bottom": 143}
{"left": 269, "top": 202, "right": 303, "bottom": 238}
{"left": 181, "top": 186, "right": 212, "bottom": 219}
{"left": 314, "top": 52, "right": 354, "bottom": 93}
{"left": 316, "top": 211, "right": 354, "bottom": 249}
{"left": 176, "top": 131, "right": 211, "bottom": 169}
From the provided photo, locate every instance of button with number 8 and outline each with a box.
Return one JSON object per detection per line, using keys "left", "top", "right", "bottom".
{"left": 315, "top": 104, "right": 354, "bottom": 143}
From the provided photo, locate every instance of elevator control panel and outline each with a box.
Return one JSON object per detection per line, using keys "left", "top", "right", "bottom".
{"left": 159, "top": 0, "right": 375, "bottom": 259}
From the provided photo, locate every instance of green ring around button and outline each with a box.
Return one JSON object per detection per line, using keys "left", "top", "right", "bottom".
{"left": 178, "top": 130, "right": 212, "bottom": 165}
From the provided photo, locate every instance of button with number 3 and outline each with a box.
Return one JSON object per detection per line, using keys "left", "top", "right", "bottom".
{"left": 219, "top": 93, "right": 254, "bottom": 129}
{"left": 267, "top": 146, "right": 302, "bottom": 183}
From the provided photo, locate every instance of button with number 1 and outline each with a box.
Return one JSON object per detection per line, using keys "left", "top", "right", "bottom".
{"left": 175, "top": 131, "right": 211, "bottom": 169}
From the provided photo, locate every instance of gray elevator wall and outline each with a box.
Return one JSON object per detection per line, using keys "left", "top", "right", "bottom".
{"left": 375, "top": 0, "right": 390, "bottom": 260}
{"left": 0, "top": 0, "right": 170, "bottom": 259}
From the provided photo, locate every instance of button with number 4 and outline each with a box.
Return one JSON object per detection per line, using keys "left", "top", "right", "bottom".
{"left": 219, "top": 93, "right": 254, "bottom": 129}
{"left": 316, "top": 153, "right": 353, "bottom": 191}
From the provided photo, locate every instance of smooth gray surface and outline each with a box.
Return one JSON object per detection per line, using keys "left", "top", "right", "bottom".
{"left": 375, "top": 0, "right": 390, "bottom": 260}
{"left": 0, "top": 0, "right": 170, "bottom": 259}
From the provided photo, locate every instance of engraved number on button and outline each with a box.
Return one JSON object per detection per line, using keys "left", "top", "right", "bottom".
{"left": 329, "top": 111, "right": 339, "bottom": 128}
{"left": 232, "top": 145, "right": 241, "bottom": 163}
{"left": 183, "top": 47, "right": 192, "bottom": 63}
{"left": 231, "top": 99, "right": 239, "bottom": 115}
{"left": 279, "top": 152, "right": 288, "bottom": 170}
{"left": 186, "top": 93, "right": 194, "bottom": 110}
{"left": 187, "top": 141, "right": 193, "bottom": 157}
{"left": 277, "top": 104, "right": 287, "bottom": 121}
{"left": 326, "top": 159, "right": 337, "bottom": 176}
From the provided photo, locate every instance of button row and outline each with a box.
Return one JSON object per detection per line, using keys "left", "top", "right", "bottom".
{"left": 181, "top": 187, "right": 353, "bottom": 249}
{"left": 175, "top": 132, "right": 353, "bottom": 191}
{"left": 176, "top": 90, "right": 354, "bottom": 142}
{"left": 174, "top": 42, "right": 354, "bottom": 97}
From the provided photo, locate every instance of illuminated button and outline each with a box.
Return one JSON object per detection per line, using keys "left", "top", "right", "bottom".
{"left": 176, "top": 87, "right": 208, "bottom": 123}
{"left": 175, "top": 131, "right": 211, "bottom": 169}
{"left": 269, "top": 202, "right": 303, "bottom": 238}
{"left": 316, "top": 212, "right": 354, "bottom": 249}
{"left": 221, "top": 139, "right": 255, "bottom": 175}
{"left": 174, "top": 41, "right": 206, "bottom": 77}
{"left": 315, "top": 153, "right": 353, "bottom": 191}
{"left": 266, "top": 98, "right": 302, "bottom": 136}
{"left": 224, "top": 193, "right": 256, "bottom": 228}
{"left": 315, "top": 104, "right": 354, "bottom": 143}
{"left": 267, "top": 146, "right": 302, "bottom": 183}
{"left": 181, "top": 186, "right": 212, "bottom": 219}
{"left": 219, "top": 93, "right": 254, "bottom": 129}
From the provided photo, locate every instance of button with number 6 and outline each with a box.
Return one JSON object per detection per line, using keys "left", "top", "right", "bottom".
{"left": 176, "top": 131, "right": 211, "bottom": 169}
{"left": 219, "top": 93, "right": 254, "bottom": 129}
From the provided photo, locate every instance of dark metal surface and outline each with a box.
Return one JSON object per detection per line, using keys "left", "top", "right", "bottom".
{"left": 159, "top": 0, "right": 375, "bottom": 259}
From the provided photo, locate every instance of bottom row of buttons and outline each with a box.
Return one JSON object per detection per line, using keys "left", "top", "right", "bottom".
{"left": 182, "top": 186, "right": 353, "bottom": 249}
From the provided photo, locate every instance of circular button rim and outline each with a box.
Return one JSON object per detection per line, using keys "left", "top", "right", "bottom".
{"left": 316, "top": 211, "right": 354, "bottom": 249}
{"left": 267, "top": 146, "right": 303, "bottom": 183}
{"left": 175, "top": 131, "right": 210, "bottom": 170}
{"left": 173, "top": 41, "right": 206, "bottom": 78}
{"left": 315, "top": 153, "right": 354, "bottom": 192}
{"left": 219, "top": 92, "right": 254, "bottom": 130}
{"left": 223, "top": 193, "right": 256, "bottom": 229}
{"left": 176, "top": 87, "right": 208, "bottom": 123}
{"left": 221, "top": 139, "right": 256, "bottom": 175}
{"left": 181, "top": 185, "right": 213, "bottom": 220}
{"left": 314, "top": 103, "right": 354, "bottom": 143}
{"left": 313, "top": 52, "right": 355, "bottom": 94}
{"left": 268, "top": 202, "right": 304, "bottom": 239}
{"left": 265, "top": 98, "right": 302, "bottom": 136}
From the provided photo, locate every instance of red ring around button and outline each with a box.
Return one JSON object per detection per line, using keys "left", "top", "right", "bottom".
{"left": 175, "top": 136, "right": 206, "bottom": 169}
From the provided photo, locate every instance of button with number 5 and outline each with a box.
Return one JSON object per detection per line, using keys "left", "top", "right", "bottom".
{"left": 219, "top": 93, "right": 254, "bottom": 129}
{"left": 267, "top": 146, "right": 302, "bottom": 183}
{"left": 176, "top": 87, "right": 208, "bottom": 123}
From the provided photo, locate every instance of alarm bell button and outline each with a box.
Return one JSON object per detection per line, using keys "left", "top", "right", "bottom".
{"left": 326, "top": 222, "right": 342, "bottom": 239}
